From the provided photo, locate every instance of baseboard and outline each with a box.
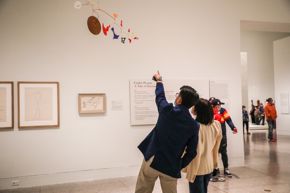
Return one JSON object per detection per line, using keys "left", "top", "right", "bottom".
{"left": 0, "top": 165, "right": 140, "bottom": 190}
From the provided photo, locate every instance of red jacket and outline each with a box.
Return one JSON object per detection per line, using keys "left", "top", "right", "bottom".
{"left": 264, "top": 103, "right": 277, "bottom": 120}
{"left": 213, "top": 107, "right": 237, "bottom": 136}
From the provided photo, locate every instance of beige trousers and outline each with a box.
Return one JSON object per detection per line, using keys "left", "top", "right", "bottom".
{"left": 135, "top": 157, "right": 177, "bottom": 193}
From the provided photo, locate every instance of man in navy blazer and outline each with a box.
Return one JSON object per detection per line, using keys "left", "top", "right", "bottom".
{"left": 135, "top": 71, "right": 200, "bottom": 193}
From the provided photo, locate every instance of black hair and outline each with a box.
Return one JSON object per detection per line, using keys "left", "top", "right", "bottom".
{"left": 266, "top": 98, "right": 273, "bottom": 102}
{"left": 179, "top": 85, "right": 199, "bottom": 109}
{"left": 194, "top": 98, "right": 214, "bottom": 125}
{"left": 242, "top": 105, "right": 246, "bottom": 108}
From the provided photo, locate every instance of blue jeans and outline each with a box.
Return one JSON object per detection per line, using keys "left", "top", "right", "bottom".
{"left": 189, "top": 173, "right": 211, "bottom": 193}
{"left": 267, "top": 120, "right": 276, "bottom": 140}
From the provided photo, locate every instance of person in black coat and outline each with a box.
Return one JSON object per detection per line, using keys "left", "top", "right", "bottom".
{"left": 249, "top": 100, "right": 256, "bottom": 124}
{"left": 135, "top": 71, "right": 200, "bottom": 193}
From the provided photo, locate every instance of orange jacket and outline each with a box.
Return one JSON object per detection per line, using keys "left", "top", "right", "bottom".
{"left": 264, "top": 103, "right": 277, "bottom": 120}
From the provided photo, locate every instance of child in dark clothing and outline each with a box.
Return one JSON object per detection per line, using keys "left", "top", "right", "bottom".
{"left": 242, "top": 105, "right": 250, "bottom": 134}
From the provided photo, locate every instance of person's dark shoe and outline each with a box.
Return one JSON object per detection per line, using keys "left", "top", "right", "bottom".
{"left": 247, "top": 132, "right": 251, "bottom": 135}
{"left": 224, "top": 168, "right": 232, "bottom": 177}
{"left": 212, "top": 168, "right": 220, "bottom": 177}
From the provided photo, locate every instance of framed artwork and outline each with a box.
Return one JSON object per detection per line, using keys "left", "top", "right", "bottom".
{"left": 0, "top": 82, "right": 14, "bottom": 129}
{"left": 78, "top": 93, "right": 106, "bottom": 114}
{"left": 18, "top": 82, "right": 60, "bottom": 128}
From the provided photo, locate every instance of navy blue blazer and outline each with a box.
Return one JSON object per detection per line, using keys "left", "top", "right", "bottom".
{"left": 138, "top": 82, "right": 199, "bottom": 178}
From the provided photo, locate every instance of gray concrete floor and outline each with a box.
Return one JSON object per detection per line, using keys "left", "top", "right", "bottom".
{"left": 1, "top": 129, "right": 290, "bottom": 193}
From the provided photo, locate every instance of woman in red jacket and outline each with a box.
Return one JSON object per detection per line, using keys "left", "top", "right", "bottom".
{"left": 264, "top": 98, "right": 277, "bottom": 142}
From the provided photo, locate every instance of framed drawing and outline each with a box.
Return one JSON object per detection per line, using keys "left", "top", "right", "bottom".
{"left": 78, "top": 93, "right": 106, "bottom": 114}
{"left": 18, "top": 82, "right": 60, "bottom": 128}
{"left": 0, "top": 82, "right": 14, "bottom": 129}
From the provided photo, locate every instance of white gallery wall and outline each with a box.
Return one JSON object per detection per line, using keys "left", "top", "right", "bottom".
{"left": 274, "top": 37, "right": 290, "bottom": 136}
{"left": 0, "top": 0, "right": 290, "bottom": 189}
{"left": 240, "top": 31, "right": 290, "bottom": 108}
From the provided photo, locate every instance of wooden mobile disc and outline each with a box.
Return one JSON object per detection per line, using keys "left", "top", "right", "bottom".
{"left": 87, "top": 16, "right": 101, "bottom": 35}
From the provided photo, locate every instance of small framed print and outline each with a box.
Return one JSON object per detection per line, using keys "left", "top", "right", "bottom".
{"left": 0, "top": 82, "right": 14, "bottom": 129}
{"left": 78, "top": 93, "right": 106, "bottom": 114}
{"left": 18, "top": 82, "right": 60, "bottom": 129}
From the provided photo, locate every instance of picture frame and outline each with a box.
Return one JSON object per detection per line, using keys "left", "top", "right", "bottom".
{"left": 78, "top": 93, "right": 106, "bottom": 114}
{"left": 0, "top": 82, "right": 14, "bottom": 129}
{"left": 18, "top": 82, "right": 60, "bottom": 128}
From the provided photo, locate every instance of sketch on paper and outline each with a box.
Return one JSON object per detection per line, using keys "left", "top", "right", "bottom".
{"left": 24, "top": 88, "right": 53, "bottom": 121}
{"left": 0, "top": 82, "right": 13, "bottom": 129}
{"left": 18, "top": 82, "right": 59, "bottom": 128}
{"left": 82, "top": 96, "right": 102, "bottom": 111}
{"left": 0, "top": 88, "right": 7, "bottom": 122}
{"left": 78, "top": 93, "right": 106, "bottom": 114}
